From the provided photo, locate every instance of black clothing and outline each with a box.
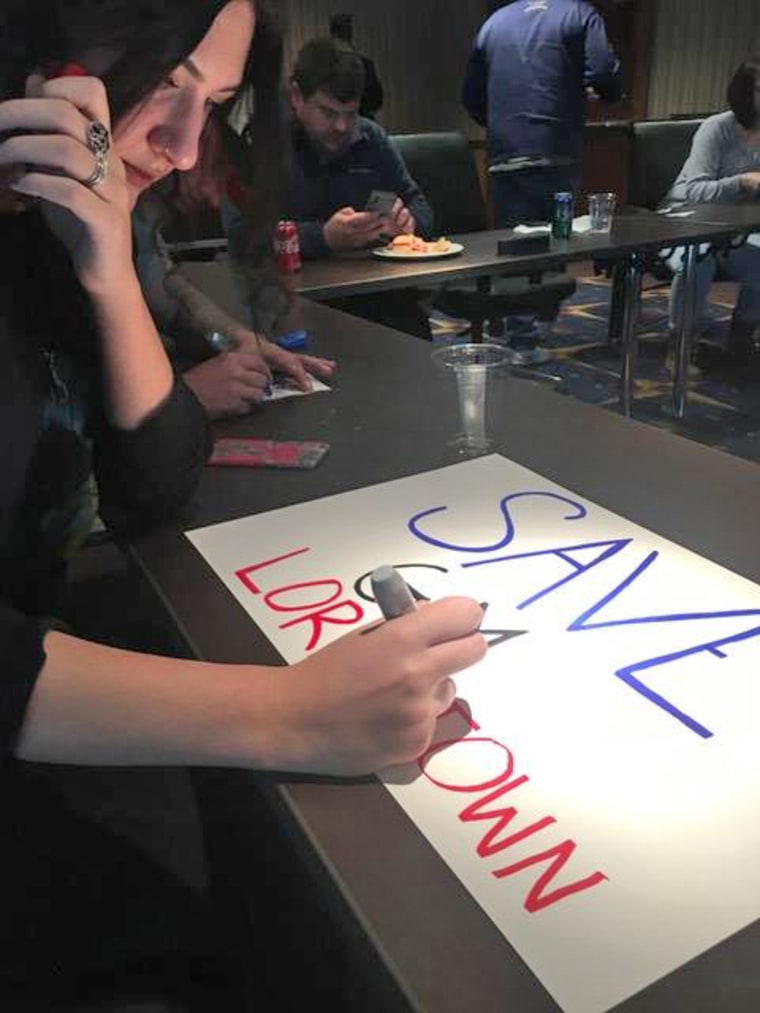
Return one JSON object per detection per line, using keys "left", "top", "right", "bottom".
{"left": 0, "top": 210, "right": 211, "bottom": 760}
{"left": 358, "top": 53, "right": 384, "bottom": 119}
{"left": 0, "top": 207, "right": 214, "bottom": 1005}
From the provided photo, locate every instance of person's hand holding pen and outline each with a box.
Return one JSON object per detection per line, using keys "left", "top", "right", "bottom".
{"left": 182, "top": 329, "right": 336, "bottom": 418}
{"left": 237, "top": 330, "right": 336, "bottom": 393}
{"left": 182, "top": 349, "right": 272, "bottom": 418}
{"left": 277, "top": 568, "right": 486, "bottom": 776}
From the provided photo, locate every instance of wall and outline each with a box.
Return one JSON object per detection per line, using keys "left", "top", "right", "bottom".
{"left": 276, "top": 0, "right": 488, "bottom": 136}
{"left": 647, "top": 0, "right": 760, "bottom": 118}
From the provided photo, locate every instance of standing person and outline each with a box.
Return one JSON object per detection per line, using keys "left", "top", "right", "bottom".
{"left": 329, "top": 11, "right": 384, "bottom": 120}
{"left": 0, "top": 0, "right": 486, "bottom": 1006}
{"left": 663, "top": 59, "right": 760, "bottom": 373}
{"left": 463, "top": 0, "right": 621, "bottom": 360}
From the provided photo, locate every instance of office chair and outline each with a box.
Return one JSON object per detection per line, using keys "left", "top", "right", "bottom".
{"left": 390, "top": 131, "right": 576, "bottom": 341}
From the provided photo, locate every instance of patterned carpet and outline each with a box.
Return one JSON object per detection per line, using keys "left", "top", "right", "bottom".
{"left": 433, "top": 275, "right": 760, "bottom": 465}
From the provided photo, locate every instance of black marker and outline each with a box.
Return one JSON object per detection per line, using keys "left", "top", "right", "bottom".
{"left": 371, "top": 566, "right": 417, "bottom": 620}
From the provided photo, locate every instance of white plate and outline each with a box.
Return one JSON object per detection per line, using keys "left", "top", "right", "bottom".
{"left": 372, "top": 242, "right": 464, "bottom": 261}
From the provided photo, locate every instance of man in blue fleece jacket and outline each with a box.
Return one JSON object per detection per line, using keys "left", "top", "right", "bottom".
{"left": 463, "top": 0, "right": 621, "bottom": 226}
{"left": 462, "top": 0, "right": 620, "bottom": 359}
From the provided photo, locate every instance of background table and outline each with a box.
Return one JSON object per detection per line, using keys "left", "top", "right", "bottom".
{"left": 181, "top": 214, "right": 757, "bottom": 303}
{"left": 131, "top": 301, "right": 760, "bottom": 1013}
{"left": 180, "top": 211, "right": 760, "bottom": 420}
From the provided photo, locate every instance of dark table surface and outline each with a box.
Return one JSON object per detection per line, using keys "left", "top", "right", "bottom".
{"left": 292, "top": 212, "right": 760, "bottom": 300}
{"left": 180, "top": 211, "right": 760, "bottom": 306}
{"left": 131, "top": 300, "right": 760, "bottom": 1012}
{"left": 658, "top": 201, "right": 760, "bottom": 230}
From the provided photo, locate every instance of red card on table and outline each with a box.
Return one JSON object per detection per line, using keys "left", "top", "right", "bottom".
{"left": 208, "top": 438, "right": 330, "bottom": 469}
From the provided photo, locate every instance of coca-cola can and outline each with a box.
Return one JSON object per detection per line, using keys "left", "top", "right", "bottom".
{"left": 275, "top": 219, "right": 302, "bottom": 273}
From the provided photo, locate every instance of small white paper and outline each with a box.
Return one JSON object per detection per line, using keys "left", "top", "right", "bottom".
{"left": 513, "top": 217, "right": 597, "bottom": 235}
{"left": 571, "top": 215, "right": 592, "bottom": 234}
{"left": 262, "top": 376, "right": 331, "bottom": 402}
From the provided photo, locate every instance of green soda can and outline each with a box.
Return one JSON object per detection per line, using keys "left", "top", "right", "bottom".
{"left": 551, "top": 192, "right": 574, "bottom": 240}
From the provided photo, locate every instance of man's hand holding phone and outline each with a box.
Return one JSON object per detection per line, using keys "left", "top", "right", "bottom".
{"left": 382, "top": 196, "right": 416, "bottom": 238}
{"left": 364, "top": 189, "right": 397, "bottom": 216}
{"left": 365, "top": 190, "right": 415, "bottom": 237}
{"left": 324, "top": 206, "right": 386, "bottom": 251}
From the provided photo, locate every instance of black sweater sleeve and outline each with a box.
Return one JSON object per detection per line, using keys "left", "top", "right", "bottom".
{"left": 0, "top": 606, "right": 47, "bottom": 760}
{"left": 94, "top": 375, "right": 212, "bottom": 534}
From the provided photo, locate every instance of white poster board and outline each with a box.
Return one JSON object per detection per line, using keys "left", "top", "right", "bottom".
{"left": 186, "top": 455, "right": 760, "bottom": 1013}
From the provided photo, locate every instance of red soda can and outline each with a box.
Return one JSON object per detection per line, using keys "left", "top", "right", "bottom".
{"left": 275, "top": 220, "right": 302, "bottom": 273}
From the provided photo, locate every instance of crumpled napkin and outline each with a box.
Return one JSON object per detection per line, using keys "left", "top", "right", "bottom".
{"left": 513, "top": 216, "right": 593, "bottom": 235}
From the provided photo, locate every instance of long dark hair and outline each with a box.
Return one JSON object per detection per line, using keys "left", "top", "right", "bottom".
{"left": 727, "top": 58, "right": 760, "bottom": 131}
{"left": 1, "top": 0, "right": 286, "bottom": 233}
{"left": 2, "top": 1, "right": 237, "bottom": 113}
{"left": 1, "top": 1, "right": 286, "bottom": 347}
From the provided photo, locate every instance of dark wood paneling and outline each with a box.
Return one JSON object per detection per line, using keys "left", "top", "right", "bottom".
{"left": 582, "top": 121, "right": 632, "bottom": 204}
{"left": 278, "top": 0, "right": 489, "bottom": 136}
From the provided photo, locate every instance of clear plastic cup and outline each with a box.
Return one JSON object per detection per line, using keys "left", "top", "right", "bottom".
{"left": 587, "top": 192, "right": 617, "bottom": 232}
{"left": 431, "top": 342, "right": 508, "bottom": 456}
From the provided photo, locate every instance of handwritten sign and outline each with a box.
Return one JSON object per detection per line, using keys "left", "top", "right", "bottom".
{"left": 186, "top": 455, "right": 760, "bottom": 1013}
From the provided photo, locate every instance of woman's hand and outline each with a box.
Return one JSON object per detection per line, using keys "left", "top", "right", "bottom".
{"left": 257, "top": 337, "right": 336, "bottom": 392}
{"left": 18, "top": 600, "right": 485, "bottom": 771}
{"left": 232, "top": 330, "right": 336, "bottom": 393}
{"left": 0, "top": 73, "right": 133, "bottom": 294}
{"left": 262, "top": 597, "right": 486, "bottom": 776}
{"left": 183, "top": 350, "right": 272, "bottom": 417}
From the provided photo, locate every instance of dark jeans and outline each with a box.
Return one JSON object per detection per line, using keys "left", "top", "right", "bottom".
{"left": 491, "top": 164, "right": 582, "bottom": 227}
{"left": 490, "top": 164, "right": 581, "bottom": 341}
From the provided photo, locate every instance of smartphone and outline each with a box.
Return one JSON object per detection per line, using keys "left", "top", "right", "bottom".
{"left": 208, "top": 438, "right": 330, "bottom": 469}
{"left": 364, "top": 189, "right": 397, "bottom": 216}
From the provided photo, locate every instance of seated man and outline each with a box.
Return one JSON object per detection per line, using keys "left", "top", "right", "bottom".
{"left": 664, "top": 59, "right": 760, "bottom": 372}
{"left": 225, "top": 36, "right": 435, "bottom": 340}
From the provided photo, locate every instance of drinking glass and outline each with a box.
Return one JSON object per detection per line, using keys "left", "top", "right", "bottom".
{"left": 431, "top": 343, "right": 508, "bottom": 456}
{"left": 587, "top": 192, "right": 617, "bottom": 232}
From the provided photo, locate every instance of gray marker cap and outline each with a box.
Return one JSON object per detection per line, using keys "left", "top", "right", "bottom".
{"left": 371, "top": 565, "right": 417, "bottom": 620}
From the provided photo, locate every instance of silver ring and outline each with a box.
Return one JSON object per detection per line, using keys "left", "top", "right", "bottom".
{"left": 83, "top": 151, "right": 108, "bottom": 188}
{"left": 85, "top": 119, "right": 110, "bottom": 157}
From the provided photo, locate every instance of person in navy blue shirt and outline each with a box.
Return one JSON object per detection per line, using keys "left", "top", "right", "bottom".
{"left": 463, "top": 0, "right": 621, "bottom": 227}
{"left": 462, "top": 0, "right": 620, "bottom": 361}
{"left": 286, "top": 36, "right": 432, "bottom": 259}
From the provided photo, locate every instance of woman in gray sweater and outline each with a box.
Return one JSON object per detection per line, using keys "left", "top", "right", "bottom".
{"left": 665, "top": 58, "right": 760, "bottom": 368}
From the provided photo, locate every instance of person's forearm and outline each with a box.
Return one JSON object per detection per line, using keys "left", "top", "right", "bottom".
{"left": 16, "top": 631, "right": 287, "bottom": 769}
{"left": 15, "top": 597, "right": 486, "bottom": 777}
{"left": 165, "top": 267, "right": 255, "bottom": 346}
{"left": 90, "top": 278, "right": 175, "bottom": 429}
{"left": 683, "top": 174, "right": 745, "bottom": 203}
